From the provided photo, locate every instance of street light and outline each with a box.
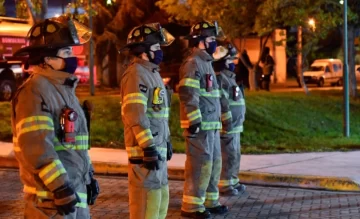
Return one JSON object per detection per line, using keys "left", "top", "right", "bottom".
{"left": 308, "top": 18, "right": 316, "bottom": 31}
{"left": 340, "top": 0, "right": 344, "bottom": 4}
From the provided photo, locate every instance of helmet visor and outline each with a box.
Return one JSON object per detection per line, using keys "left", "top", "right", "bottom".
{"left": 146, "top": 23, "right": 175, "bottom": 46}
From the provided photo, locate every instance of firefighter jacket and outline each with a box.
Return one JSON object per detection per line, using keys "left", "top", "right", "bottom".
{"left": 120, "top": 57, "right": 170, "bottom": 162}
{"left": 179, "top": 48, "right": 221, "bottom": 131}
{"left": 11, "top": 66, "right": 92, "bottom": 207}
{"left": 216, "top": 69, "right": 246, "bottom": 134}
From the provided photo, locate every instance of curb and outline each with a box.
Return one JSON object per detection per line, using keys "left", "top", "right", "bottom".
{"left": 1, "top": 156, "right": 359, "bottom": 192}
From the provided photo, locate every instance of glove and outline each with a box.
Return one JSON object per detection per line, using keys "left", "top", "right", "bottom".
{"left": 86, "top": 171, "right": 100, "bottom": 205}
{"left": 188, "top": 123, "right": 201, "bottom": 135}
{"left": 167, "top": 141, "right": 173, "bottom": 161}
{"left": 53, "top": 184, "right": 80, "bottom": 215}
{"left": 222, "top": 120, "right": 233, "bottom": 132}
{"left": 143, "top": 147, "right": 162, "bottom": 170}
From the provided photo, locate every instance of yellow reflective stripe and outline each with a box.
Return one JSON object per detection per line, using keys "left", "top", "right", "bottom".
{"left": 179, "top": 78, "right": 200, "bottom": 89}
{"left": 206, "top": 192, "right": 219, "bottom": 200}
{"left": 13, "top": 137, "right": 21, "bottom": 152}
{"left": 136, "top": 129, "right": 153, "bottom": 146}
{"left": 218, "top": 178, "right": 239, "bottom": 187}
{"left": 16, "top": 116, "right": 53, "bottom": 130}
{"left": 76, "top": 192, "right": 87, "bottom": 208}
{"left": 39, "top": 160, "right": 62, "bottom": 178}
{"left": 126, "top": 146, "right": 167, "bottom": 158}
{"left": 183, "top": 195, "right": 205, "bottom": 205}
{"left": 23, "top": 185, "right": 53, "bottom": 199}
{"left": 200, "top": 89, "right": 220, "bottom": 98}
{"left": 76, "top": 202, "right": 87, "bottom": 208}
{"left": 180, "top": 120, "right": 190, "bottom": 128}
{"left": 43, "top": 168, "right": 67, "bottom": 186}
{"left": 147, "top": 108, "right": 170, "bottom": 118}
{"left": 222, "top": 125, "right": 244, "bottom": 134}
{"left": 123, "top": 93, "right": 147, "bottom": 102}
{"left": 221, "top": 111, "right": 232, "bottom": 121}
{"left": 229, "top": 98, "right": 245, "bottom": 106}
{"left": 39, "top": 160, "right": 67, "bottom": 186}
{"left": 18, "top": 125, "right": 54, "bottom": 136}
{"left": 201, "top": 121, "right": 222, "bottom": 130}
{"left": 53, "top": 135, "right": 89, "bottom": 151}
{"left": 187, "top": 109, "right": 202, "bottom": 122}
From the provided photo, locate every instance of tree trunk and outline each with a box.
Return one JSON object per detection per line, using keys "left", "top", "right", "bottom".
{"left": 297, "top": 26, "right": 309, "bottom": 95}
{"left": 348, "top": 25, "right": 357, "bottom": 98}
{"left": 108, "top": 42, "right": 118, "bottom": 88}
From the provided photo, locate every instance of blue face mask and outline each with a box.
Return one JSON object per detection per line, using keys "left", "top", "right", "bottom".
{"left": 150, "top": 50, "right": 163, "bottom": 65}
{"left": 227, "top": 63, "right": 235, "bottom": 72}
{"left": 60, "top": 57, "right": 78, "bottom": 74}
{"left": 205, "top": 41, "right": 217, "bottom": 55}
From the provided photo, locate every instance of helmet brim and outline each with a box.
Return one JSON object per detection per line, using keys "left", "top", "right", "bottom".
{"left": 14, "top": 43, "right": 85, "bottom": 57}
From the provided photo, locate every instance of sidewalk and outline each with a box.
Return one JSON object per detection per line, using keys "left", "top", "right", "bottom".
{"left": 1, "top": 141, "right": 360, "bottom": 191}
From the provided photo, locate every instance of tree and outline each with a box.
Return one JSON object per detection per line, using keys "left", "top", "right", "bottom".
{"left": 0, "top": 0, "right": 5, "bottom": 16}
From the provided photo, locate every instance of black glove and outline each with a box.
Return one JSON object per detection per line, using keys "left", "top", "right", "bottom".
{"left": 143, "top": 147, "right": 162, "bottom": 170}
{"left": 188, "top": 123, "right": 201, "bottom": 134}
{"left": 167, "top": 142, "right": 173, "bottom": 161}
{"left": 53, "top": 184, "right": 80, "bottom": 215}
{"left": 87, "top": 171, "right": 100, "bottom": 205}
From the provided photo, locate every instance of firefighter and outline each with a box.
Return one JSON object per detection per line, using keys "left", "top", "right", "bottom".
{"left": 213, "top": 42, "right": 247, "bottom": 196}
{"left": 119, "top": 23, "right": 175, "bottom": 219}
{"left": 11, "top": 15, "right": 99, "bottom": 218}
{"left": 179, "top": 21, "right": 228, "bottom": 219}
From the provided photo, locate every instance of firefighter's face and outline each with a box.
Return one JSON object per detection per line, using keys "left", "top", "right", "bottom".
{"left": 44, "top": 47, "right": 74, "bottom": 70}
{"left": 149, "top": 43, "right": 161, "bottom": 59}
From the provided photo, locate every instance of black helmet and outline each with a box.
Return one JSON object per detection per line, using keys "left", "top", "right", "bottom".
{"left": 119, "top": 23, "right": 174, "bottom": 52}
{"left": 14, "top": 15, "right": 92, "bottom": 58}
{"left": 186, "top": 21, "right": 220, "bottom": 39}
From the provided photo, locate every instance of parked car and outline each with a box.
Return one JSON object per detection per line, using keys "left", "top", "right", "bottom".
{"left": 303, "top": 59, "right": 343, "bottom": 87}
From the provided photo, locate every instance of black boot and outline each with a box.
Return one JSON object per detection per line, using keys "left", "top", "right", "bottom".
{"left": 206, "top": 205, "right": 229, "bottom": 214}
{"left": 181, "top": 210, "right": 211, "bottom": 219}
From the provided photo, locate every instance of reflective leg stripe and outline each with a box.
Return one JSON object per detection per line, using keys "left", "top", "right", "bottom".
{"left": 39, "top": 160, "right": 67, "bottom": 186}
{"left": 13, "top": 137, "right": 21, "bottom": 152}
{"left": 221, "top": 125, "right": 244, "bottom": 134}
{"left": 75, "top": 192, "right": 88, "bottom": 208}
{"left": 205, "top": 192, "right": 219, "bottom": 201}
{"left": 229, "top": 98, "right": 245, "bottom": 106}
{"left": 126, "top": 146, "right": 167, "bottom": 158}
{"left": 201, "top": 122, "right": 222, "bottom": 130}
{"left": 187, "top": 109, "right": 202, "bottom": 122}
{"left": 146, "top": 107, "right": 170, "bottom": 118}
{"left": 23, "top": 185, "right": 54, "bottom": 199}
{"left": 218, "top": 178, "right": 240, "bottom": 187}
{"left": 179, "top": 78, "right": 200, "bottom": 89}
{"left": 182, "top": 195, "right": 205, "bottom": 205}
{"left": 135, "top": 129, "right": 153, "bottom": 147}
{"left": 53, "top": 135, "right": 89, "bottom": 151}
{"left": 16, "top": 116, "right": 54, "bottom": 136}
{"left": 221, "top": 111, "right": 232, "bottom": 122}
{"left": 200, "top": 89, "right": 221, "bottom": 98}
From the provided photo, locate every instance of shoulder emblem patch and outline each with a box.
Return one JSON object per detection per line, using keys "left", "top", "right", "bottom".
{"left": 139, "top": 84, "right": 148, "bottom": 93}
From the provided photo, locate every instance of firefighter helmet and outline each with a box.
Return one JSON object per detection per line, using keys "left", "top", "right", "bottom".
{"left": 186, "top": 21, "right": 220, "bottom": 39}
{"left": 119, "top": 23, "right": 175, "bottom": 52}
{"left": 14, "top": 15, "right": 92, "bottom": 57}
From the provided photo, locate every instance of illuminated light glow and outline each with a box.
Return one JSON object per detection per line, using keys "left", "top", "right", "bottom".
{"left": 54, "top": 14, "right": 60, "bottom": 17}
{"left": 162, "top": 77, "right": 171, "bottom": 84}
{"left": 340, "top": 0, "right": 344, "bottom": 4}
{"left": 1, "top": 37, "right": 26, "bottom": 44}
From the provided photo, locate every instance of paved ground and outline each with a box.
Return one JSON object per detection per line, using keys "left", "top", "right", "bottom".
{"left": 1, "top": 169, "right": 360, "bottom": 219}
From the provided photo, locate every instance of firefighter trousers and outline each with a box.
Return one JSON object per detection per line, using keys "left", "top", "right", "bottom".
{"left": 181, "top": 129, "right": 222, "bottom": 213}
{"left": 128, "top": 159, "right": 169, "bottom": 219}
{"left": 23, "top": 184, "right": 90, "bottom": 219}
{"left": 218, "top": 133, "right": 241, "bottom": 192}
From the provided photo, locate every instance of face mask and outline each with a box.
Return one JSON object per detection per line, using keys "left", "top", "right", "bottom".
{"left": 227, "top": 63, "right": 235, "bottom": 72}
{"left": 213, "top": 60, "right": 226, "bottom": 72}
{"left": 205, "top": 41, "right": 217, "bottom": 55}
{"left": 59, "top": 57, "right": 78, "bottom": 74}
{"left": 150, "top": 50, "right": 163, "bottom": 65}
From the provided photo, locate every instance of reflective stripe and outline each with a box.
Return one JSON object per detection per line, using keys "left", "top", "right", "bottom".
{"left": 218, "top": 178, "right": 240, "bottom": 187}
{"left": 39, "top": 160, "right": 67, "bottom": 186}
{"left": 221, "top": 111, "right": 232, "bottom": 122}
{"left": 182, "top": 195, "right": 205, "bottom": 205}
{"left": 221, "top": 88, "right": 230, "bottom": 99}
{"left": 187, "top": 109, "right": 202, "bottom": 122}
{"left": 147, "top": 107, "right": 170, "bottom": 118}
{"left": 135, "top": 129, "right": 153, "bottom": 147}
{"left": 122, "top": 93, "right": 148, "bottom": 112}
{"left": 229, "top": 98, "right": 245, "bottom": 106}
{"left": 53, "top": 135, "right": 89, "bottom": 151}
{"left": 179, "top": 78, "right": 200, "bottom": 89}
{"left": 126, "top": 146, "right": 167, "bottom": 158}
{"left": 201, "top": 121, "right": 222, "bottom": 130}
{"left": 180, "top": 120, "right": 190, "bottom": 128}
{"left": 13, "top": 137, "right": 21, "bottom": 152}
{"left": 16, "top": 116, "right": 54, "bottom": 136}
{"left": 221, "top": 125, "right": 244, "bottom": 134}
{"left": 206, "top": 192, "right": 219, "bottom": 201}
{"left": 199, "top": 89, "right": 220, "bottom": 98}
{"left": 76, "top": 192, "right": 88, "bottom": 208}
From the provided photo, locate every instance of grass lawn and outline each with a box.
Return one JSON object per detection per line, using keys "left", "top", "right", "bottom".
{"left": 1, "top": 89, "right": 360, "bottom": 154}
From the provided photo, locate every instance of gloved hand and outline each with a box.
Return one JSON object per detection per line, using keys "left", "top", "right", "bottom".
{"left": 86, "top": 171, "right": 100, "bottom": 205}
{"left": 222, "top": 121, "right": 233, "bottom": 133}
{"left": 167, "top": 141, "right": 173, "bottom": 161}
{"left": 188, "top": 123, "right": 201, "bottom": 135}
{"left": 53, "top": 184, "right": 80, "bottom": 215}
{"left": 143, "top": 146, "right": 162, "bottom": 170}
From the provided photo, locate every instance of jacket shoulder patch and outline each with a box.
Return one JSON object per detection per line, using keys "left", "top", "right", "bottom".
{"left": 139, "top": 84, "right": 148, "bottom": 93}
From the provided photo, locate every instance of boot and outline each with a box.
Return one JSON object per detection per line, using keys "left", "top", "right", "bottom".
{"left": 234, "top": 183, "right": 247, "bottom": 194}
{"left": 220, "top": 188, "right": 239, "bottom": 196}
{"left": 181, "top": 210, "right": 211, "bottom": 219}
{"left": 206, "top": 205, "right": 229, "bottom": 214}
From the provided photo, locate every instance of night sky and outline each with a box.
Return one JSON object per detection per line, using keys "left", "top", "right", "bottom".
{"left": 4, "top": 0, "right": 73, "bottom": 18}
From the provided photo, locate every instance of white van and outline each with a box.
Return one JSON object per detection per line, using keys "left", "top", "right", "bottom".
{"left": 303, "top": 59, "right": 343, "bottom": 87}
